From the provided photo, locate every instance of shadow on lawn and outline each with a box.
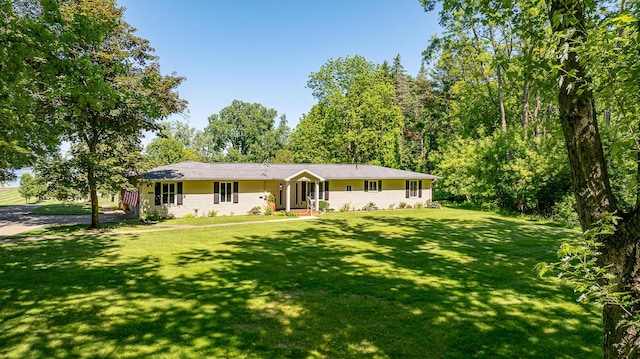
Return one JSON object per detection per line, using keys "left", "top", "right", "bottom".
{"left": 0, "top": 212, "right": 602, "bottom": 358}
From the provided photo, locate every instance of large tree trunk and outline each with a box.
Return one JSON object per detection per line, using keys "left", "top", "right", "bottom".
{"left": 87, "top": 163, "right": 100, "bottom": 229}
{"left": 549, "top": 0, "right": 640, "bottom": 357}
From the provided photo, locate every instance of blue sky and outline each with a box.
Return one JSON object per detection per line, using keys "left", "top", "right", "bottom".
{"left": 117, "top": 0, "right": 442, "bottom": 132}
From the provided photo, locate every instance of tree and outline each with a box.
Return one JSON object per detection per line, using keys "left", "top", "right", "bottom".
{"left": 202, "top": 100, "right": 289, "bottom": 162}
{"left": 41, "top": 0, "right": 186, "bottom": 228}
{"left": 0, "top": 1, "right": 67, "bottom": 181}
{"left": 18, "top": 173, "right": 44, "bottom": 204}
{"left": 145, "top": 137, "right": 190, "bottom": 166}
{"left": 547, "top": 0, "right": 640, "bottom": 356}
{"left": 291, "top": 55, "right": 404, "bottom": 167}
{"left": 422, "top": 0, "right": 640, "bottom": 355}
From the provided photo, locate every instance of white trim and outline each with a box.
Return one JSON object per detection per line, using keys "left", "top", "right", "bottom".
{"left": 283, "top": 169, "right": 326, "bottom": 182}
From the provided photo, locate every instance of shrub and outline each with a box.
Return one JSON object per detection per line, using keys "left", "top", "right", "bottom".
{"left": 319, "top": 201, "right": 330, "bottom": 212}
{"left": 207, "top": 209, "right": 218, "bottom": 217}
{"left": 248, "top": 206, "right": 263, "bottom": 215}
{"left": 398, "top": 202, "right": 407, "bottom": 209}
{"left": 286, "top": 210, "right": 298, "bottom": 217}
{"left": 388, "top": 203, "right": 396, "bottom": 209}
{"left": 182, "top": 213, "right": 195, "bottom": 218}
{"left": 362, "top": 202, "right": 378, "bottom": 211}
{"left": 405, "top": 204, "right": 413, "bottom": 209}
{"left": 414, "top": 202, "right": 424, "bottom": 209}
{"left": 340, "top": 202, "right": 352, "bottom": 212}
{"left": 275, "top": 210, "right": 286, "bottom": 216}
{"left": 552, "top": 194, "right": 579, "bottom": 227}
{"left": 264, "top": 206, "right": 273, "bottom": 216}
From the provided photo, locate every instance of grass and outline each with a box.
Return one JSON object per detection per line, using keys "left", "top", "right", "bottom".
{"left": 0, "top": 187, "right": 30, "bottom": 205}
{"left": 29, "top": 203, "right": 104, "bottom": 215}
{"left": 7, "top": 215, "right": 296, "bottom": 239}
{"left": 0, "top": 208, "right": 602, "bottom": 358}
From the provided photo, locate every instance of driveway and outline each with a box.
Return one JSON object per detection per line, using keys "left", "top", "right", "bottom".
{"left": 0, "top": 205, "right": 136, "bottom": 238}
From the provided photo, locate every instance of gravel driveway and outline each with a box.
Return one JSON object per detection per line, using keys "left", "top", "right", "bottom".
{"left": 0, "top": 205, "right": 136, "bottom": 238}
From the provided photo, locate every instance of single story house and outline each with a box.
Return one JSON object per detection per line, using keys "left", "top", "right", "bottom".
{"left": 140, "top": 161, "right": 440, "bottom": 217}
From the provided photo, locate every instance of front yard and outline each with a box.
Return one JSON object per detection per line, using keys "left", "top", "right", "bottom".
{"left": 0, "top": 208, "right": 601, "bottom": 358}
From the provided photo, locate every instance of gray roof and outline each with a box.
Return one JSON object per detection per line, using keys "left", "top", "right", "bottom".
{"left": 143, "top": 161, "right": 440, "bottom": 181}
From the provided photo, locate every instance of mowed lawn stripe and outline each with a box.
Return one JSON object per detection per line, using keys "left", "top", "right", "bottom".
{"left": 0, "top": 208, "right": 601, "bottom": 358}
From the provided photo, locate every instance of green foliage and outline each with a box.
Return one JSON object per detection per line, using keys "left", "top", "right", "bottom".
{"left": 202, "top": 100, "right": 289, "bottom": 162}
{"left": 182, "top": 213, "right": 195, "bottom": 219}
{"left": 361, "top": 202, "right": 378, "bottom": 211}
{"left": 551, "top": 194, "right": 579, "bottom": 227}
{"left": 537, "top": 214, "right": 639, "bottom": 327}
{"left": 339, "top": 202, "right": 352, "bottom": 212}
{"left": 285, "top": 210, "right": 297, "bottom": 217}
{"left": 145, "top": 137, "right": 190, "bottom": 166}
{"left": 207, "top": 209, "right": 218, "bottom": 217}
{"left": 248, "top": 206, "right": 263, "bottom": 216}
{"left": 398, "top": 202, "right": 407, "bottom": 209}
{"left": 18, "top": 173, "right": 45, "bottom": 204}
{"left": 318, "top": 200, "right": 329, "bottom": 212}
{"left": 264, "top": 206, "right": 273, "bottom": 216}
{"left": 32, "top": 1, "right": 186, "bottom": 228}
{"left": 434, "top": 130, "right": 572, "bottom": 215}
{"left": 291, "top": 55, "right": 404, "bottom": 167}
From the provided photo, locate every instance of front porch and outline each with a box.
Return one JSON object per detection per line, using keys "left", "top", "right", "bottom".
{"left": 269, "top": 169, "right": 327, "bottom": 213}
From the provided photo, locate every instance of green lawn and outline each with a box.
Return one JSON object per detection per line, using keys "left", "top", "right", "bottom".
{"left": 29, "top": 202, "right": 103, "bottom": 215}
{"left": 0, "top": 208, "right": 602, "bottom": 358}
{"left": 0, "top": 188, "right": 28, "bottom": 205}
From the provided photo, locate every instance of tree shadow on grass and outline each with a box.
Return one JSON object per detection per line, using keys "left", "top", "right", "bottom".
{"left": 0, "top": 212, "right": 601, "bottom": 358}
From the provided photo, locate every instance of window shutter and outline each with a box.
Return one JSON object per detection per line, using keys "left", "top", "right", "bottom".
{"left": 302, "top": 182, "right": 307, "bottom": 199}
{"left": 233, "top": 182, "right": 239, "bottom": 203}
{"left": 154, "top": 183, "right": 161, "bottom": 205}
{"left": 324, "top": 181, "right": 329, "bottom": 200}
{"left": 177, "top": 182, "right": 183, "bottom": 205}
{"left": 213, "top": 182, "right": 220, "bottom": 204}
{"left": 419, "top": 180, "right": 423, "bottom": 198}
{"left": 364, "top": 180, "right": 368, "bottom": 192}
{"left": 378, "top": 180, "right": 382, "bottom": 192}
{"left": 405, "top": 180, "right": 410, "bottom": 198}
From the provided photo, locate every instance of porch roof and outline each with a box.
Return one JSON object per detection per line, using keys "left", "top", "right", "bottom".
{"left": 143, "top": 161, "right": 440, "bottom": 181}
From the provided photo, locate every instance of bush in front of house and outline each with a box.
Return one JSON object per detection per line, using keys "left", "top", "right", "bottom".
{"left": 248, "top": 206, "right": 263, "bottom": 215}
{"left": 361, "top": 202, "right": 378, "bottom": 211}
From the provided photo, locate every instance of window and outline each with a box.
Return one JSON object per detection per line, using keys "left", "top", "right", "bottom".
{"left": 162, "top": 183, "right": 175, "bottom": 204}
{"left": 346, "top": 184, "right": 352, "bottom": 192}
{"left": 368, "top": 181, "right": 377, "bottom": 192}
{"left": 155, "top": 182, "right": 182, "bottom": 205}
{"left": 407, "top": 180, "right": 422, "bottom": 198}
{"left": 214, "top": 181, "right": 238, "bottom": 204}
{"left": 364, "top": 180, "right": 382, "bottom": 192}
{"left": 219, "top": 182, "right": 232, "bottom": 203}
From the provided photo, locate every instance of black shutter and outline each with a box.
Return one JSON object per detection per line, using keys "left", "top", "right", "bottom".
{"left": 213, "top": 182, "right": 220, "bottom": 204}
{"left": 364, "top": 180, "right": 368, "bottom": 192}
{"left": 233, "top": 182, "right": 239, "bottom": 203}
{"left": 154, "top": 183, "right": 161, "bottom": 205}
{"left": 378, "top": 180, "right": 382, "bottom": 192}
{"left": 324, "top": 181, "right": 329, "bottom": 200}
{"left": 177, "top": 182, "right": 183, "bottom": 205}
{"left": 405, "top": 180, "right": 410, "bottom": 198}
{"left": 419, "top": 180, "right": 423, "bottom": 198}
{"left": 302, "top": 181, "right": 307, "bottom": 199}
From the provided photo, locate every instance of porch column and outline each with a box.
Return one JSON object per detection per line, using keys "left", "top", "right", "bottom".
{"left": 315, "top": 181, "right": 320, "bottom": 211}
{"left": 285, "top": 180, "right": 291, "bottom": 212}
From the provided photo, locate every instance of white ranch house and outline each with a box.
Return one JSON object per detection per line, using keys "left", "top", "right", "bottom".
{"left": 140, "top": 161, "right": 440, "bottom": 217}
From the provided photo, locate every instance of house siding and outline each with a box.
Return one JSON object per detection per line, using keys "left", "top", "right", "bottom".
{"left": 326, "top": 179, "right": 432, "bottom": 211}
{"left": 141, "top": 180, "right": 269, "bottom": 218}
{"left": 139, "top": 178, "right": 433, "bottom": 218}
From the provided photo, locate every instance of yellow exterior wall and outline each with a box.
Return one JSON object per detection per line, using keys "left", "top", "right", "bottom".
{"left": 326, "top": 179, "right": 433, "bottom": 211}
{"left": 140, "top": 180, "right": 270, "bottom": 218}
{"left": 139, "top": 178, "right": 434, "bottom": 218}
